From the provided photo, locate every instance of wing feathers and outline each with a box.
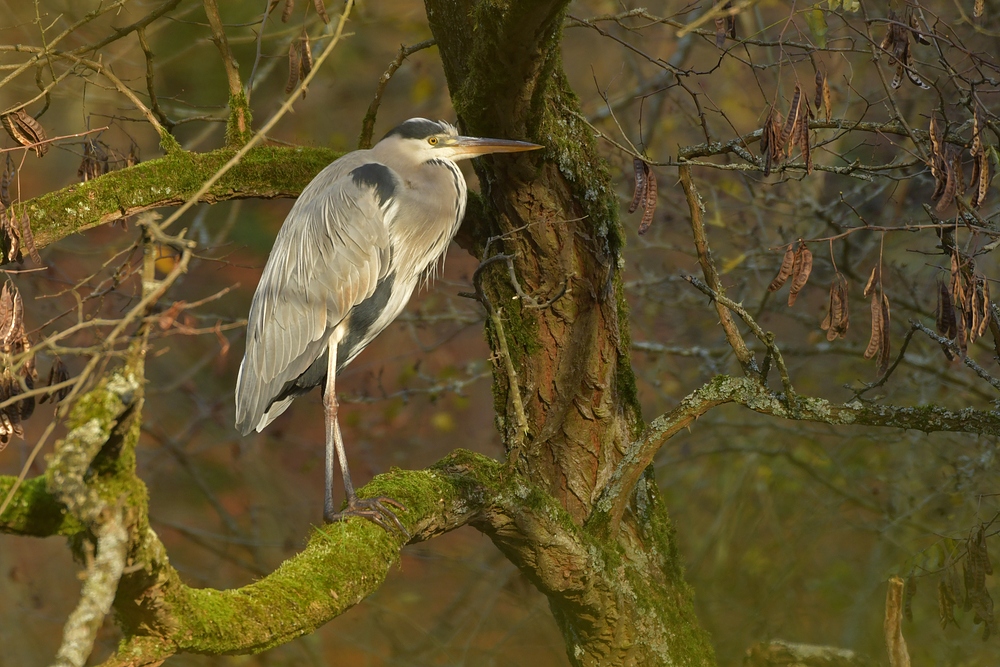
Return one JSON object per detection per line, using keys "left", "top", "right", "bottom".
{"left": 235, "top": 159, "right": 396, "bottom": 434}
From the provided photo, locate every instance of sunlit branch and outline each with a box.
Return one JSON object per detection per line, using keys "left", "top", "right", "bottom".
{"left": 202, "top": 0, "right": 250, "bottom": 141}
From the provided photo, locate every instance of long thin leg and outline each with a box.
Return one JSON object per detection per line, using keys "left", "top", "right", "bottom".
{"left": 322, "top": 337, "right": 407, "bottom": 533}
{"left": 332, "top": 410, "right": 355, "bottom": 499}
{"left": 322, "top": 341, "right": 356, "bottom": 509}
{"left": 322, "top": 339, "right": 340, "bottom": 521}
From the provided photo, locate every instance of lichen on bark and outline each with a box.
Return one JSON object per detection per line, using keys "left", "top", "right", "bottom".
{"left": 424, "top": 1, "right": 715, "bottom": 664}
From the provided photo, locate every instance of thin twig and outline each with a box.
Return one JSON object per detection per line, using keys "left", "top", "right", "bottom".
{"left": 0, "top": 125, "right": 108, "bottom": 154}
{"left": 157, "top": 0, "right": 355, "bottom": 232}
{"left": 912, "top": 320, "right": 1000, "bottom": 392}
{"left": 245, "top": 0, "right": 273, "bottom": 98}
{"left": 202, "top": 0, "right": 249, "bottom": 140}
{"left": 678, "top": 164, "right": 759, "bottom": 374}
{"left": 136, "top": 28, "right": 174, "bottom": 131}
{"left": 684, "top": 275, "right": 795, "bottom": 404}
{"left": 358, "top": 39, "right": 436, "bottom": 149}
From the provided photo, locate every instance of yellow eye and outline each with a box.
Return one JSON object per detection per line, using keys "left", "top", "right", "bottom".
{"left": 428, "top": 136, "right": 439, "bottom": 146}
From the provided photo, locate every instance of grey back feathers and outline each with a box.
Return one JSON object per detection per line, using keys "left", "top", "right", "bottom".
{"left": 235, "top": 119, "right": 468, "bottom": 435}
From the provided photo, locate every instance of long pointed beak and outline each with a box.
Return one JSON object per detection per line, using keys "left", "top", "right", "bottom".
{"left": 445, "top": 136, "right": 542, "bottom": 159}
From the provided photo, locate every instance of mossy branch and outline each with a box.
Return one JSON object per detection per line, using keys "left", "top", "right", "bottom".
{"left": 98, "top": 449, "right": 608, "bottom": 661}
{"left": 17, "top": 145, "right": 342, "bottom": 251}
{"left": 0, "top": 475, "right": 84, "bottom": 535}
{"left": 40, "top": 371, "right": 144, "bottom": 666}
{"left": 5, "top": 439, "right": 677, "bottom": 664}
{"left": 202, "top": 0, "right": 252, "bottom": 145}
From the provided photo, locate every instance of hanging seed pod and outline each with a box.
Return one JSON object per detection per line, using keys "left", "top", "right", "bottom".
{"left": 0, "top": 281, "right": 35, "bottom": 445}
{"left": 814, "top": 69, "right": 825, "bottom": 113}
{"left": 285, "top": 39, "right": 301, "bottom": 94}
{"left": 970, "top": 109, "right": 990, "bottom": 209}
{"left": 299, "top": 30, "right": 314, "bottom": 79}
{"left": 638, "top": 168, "right": 657, "bottom": 235}
{"left": 41, "top": 357, "right": 70, "bottom": 404}
{"left": 865, "top": 293, "right": 883, "bottom": 360}
{"left": 796, "top": 105, "right": 813, "bottom": 174}
{"left": 18, "top": 212, "right": 40, "bottom": 265}
{"left": 0, "top": 283, "right": 23, "bottom": 347}
{"left": 787, "top": 243, "right": 812, "bottom": 307}
{"left": 312, "top": 0, "right": 329, "bottom": 23}
{"left": 0, "top": 155, "right": 13, "bottom": 208}
{"left": 814, "top": 69, "right": 832, "bottom": 121}
{"left": 77, "top": 139, "right": 110, "bottom": 182}
{"left": 877, "top": 294, "right": 892, "bottom": 375}
{"left": 936, "top": 280, "right": 957, "bottom": 338}
{"left": 938, "top": 580, "right": 956, "bottom": 629}
{"left": 768, "top": 246, "right": 795, "bottom": 292}
{"left": 903, "top": 44, "right": 929, "bottom": 89}
{"left": 779, "top": 85, "right": 802, "bottom": 150}
{"left": 822, "top": 273, "right": 849, "bottom": 341}
{"left": 760, "top": 108, "right": 783, "bottom": 176}
{"left": 821, "top": 299, "right": 832, "bottom": 332}
{"left": 863, "top": 265, "right": 880, "bottom": 298}
{"left": 909, "top": 14, "right": 931, "bottom": 44}
{"left": 977, "top": 277, "right": 991, "bottom": 339}
{"left": 3, "top": 212, "right": 20, "bottom": 264}
{"left": 964, "top": 526, "right": 996, "bottom": 640}
{"left": 1, "top": 109, "right": 48, "bottom": 157}
{"left": 629, "top": 158, "right": 648, "bottom": 214}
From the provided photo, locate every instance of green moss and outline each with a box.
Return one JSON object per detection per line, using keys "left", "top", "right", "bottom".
{"left": 159, "top": 130, "right": 182, "bottom": 154}
{"left": 358, "top": 466, "right": 458, "bottom": 521}
{"left": 614, "top": 277, "right": 642, "bottom": 435}
{"left": 65, "top": 375, "right": 135, "bottom": 431}
{"left": 225, "top": 89, "right": 254, "bottom": 147}
{"left": 163, "top": 462, "right": 507, "bottom": 654}
{"left": 0, "top": 475, "right": 83, "bottom": 536}
{"left": 481, "top": 285, "right": 539, "bottom": 437}
{"left": 22, "top": 145, "right": 342, "bottom": 250}
{"left": 492, "top": 290, "right": 540, "bottom": 365}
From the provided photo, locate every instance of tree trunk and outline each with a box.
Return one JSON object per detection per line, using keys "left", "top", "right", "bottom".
{"left": 425, "top": 1, "right": 716, "bottom": 664}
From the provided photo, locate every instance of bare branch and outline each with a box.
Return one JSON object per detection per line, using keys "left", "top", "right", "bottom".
{"left": 358, "top": 39, "right": 436, "bottom": 149}
{"left": 591, "top": 375, "right": 1000, "bottom": 534}
{"left": 678, "top": 164, "right": 758, "bottom": 374}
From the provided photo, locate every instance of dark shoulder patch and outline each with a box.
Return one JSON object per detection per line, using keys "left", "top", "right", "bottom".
{"left": 350, "top": 163, "right": 396, "bottom": 207}
{"left": 338, "top": 272, "right": 396, "bottom": 369}
{"left": 383, "top": 118, "right": 445, "bottom": 141}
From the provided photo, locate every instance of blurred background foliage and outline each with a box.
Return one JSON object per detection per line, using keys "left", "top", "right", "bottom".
{"left": 1, "top": 0, "right": 999, "bottom": 664}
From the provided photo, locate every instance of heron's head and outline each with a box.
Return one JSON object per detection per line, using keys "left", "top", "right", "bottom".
{"left": 380, "top": 118, "right": 541, "bottom": 163}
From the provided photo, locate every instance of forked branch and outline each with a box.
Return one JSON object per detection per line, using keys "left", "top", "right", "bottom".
{"left": 590, "top": 374, "right": 1000, "bottom": 535}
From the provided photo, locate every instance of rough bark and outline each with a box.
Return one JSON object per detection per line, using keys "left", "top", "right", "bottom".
{"left": 424, "top": 1, "right": 715, "bottom": 664}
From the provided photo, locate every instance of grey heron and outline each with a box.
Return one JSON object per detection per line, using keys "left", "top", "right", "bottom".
{"left": 235, "top": 118, "right": 540, "bottom": 529}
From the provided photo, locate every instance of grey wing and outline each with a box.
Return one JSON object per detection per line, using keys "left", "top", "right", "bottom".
{"left": 235, "top": 158, "right": 396, "bottom": 434}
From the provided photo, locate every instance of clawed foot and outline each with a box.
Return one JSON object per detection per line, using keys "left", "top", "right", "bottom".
{"left": 325, "top": 494, "right": 408, "bottom": 536}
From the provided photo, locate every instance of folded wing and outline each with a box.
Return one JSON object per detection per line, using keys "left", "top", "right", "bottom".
{"left": 235, "top": 158, "right": 396, "bottom": 434}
